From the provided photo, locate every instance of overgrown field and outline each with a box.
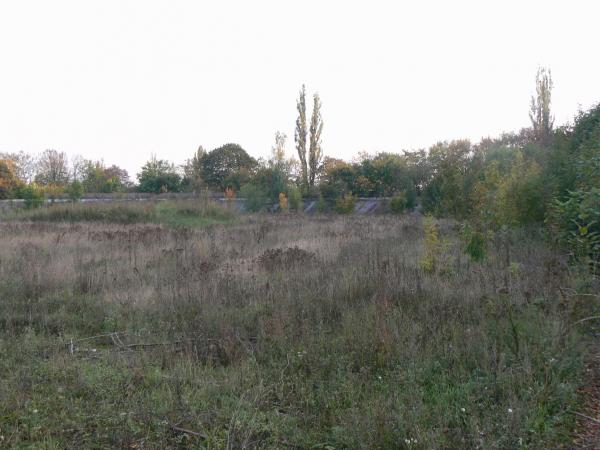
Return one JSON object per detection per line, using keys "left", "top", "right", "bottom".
{"left": 4, "top": 200, "right": 235, "bottom": 228}
{"left": 0, "top": 209, "right": 597, "bottom": 449}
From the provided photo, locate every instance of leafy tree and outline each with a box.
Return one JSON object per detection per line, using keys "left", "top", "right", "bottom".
{"left": 529, "top": 67, "right": 554, "bottom": 147}
{"left": 181, "top": 146, "right": 206, "bottom": 192}
{"left": 495, "top": 152, "right": 546, "bottom": 226}
{"left": 250, "top": 165, "right": 288, "bottom": 202}
{"left": 201, "top": 143, "right": 256, "bottom": 191}
{"left": 271, "top": 132, "right": 287, "bottom": 167}
{"left": 137, "top": 156, "right": 182, "bottom": 193}
{"left": 319, "top": 158, "right": 357, "bottom": 200}
{"left": 363, "top": 153, "right": 415, "bottom": 197}
{"left": 70, "top": 155, "right": 86, "bottom": 182}
{"left": 82, "top": 160, "right": 130, "bottom": 193}
{"left": 35, "top": 149, "right": 69, "bottom": 186}
{"left": 0, "top": 159, "right": 22, "bottom": 199}
{"left": 404, "top": 149, "right": 431, "bottom": 195}
{"left": 422, "top": 140, "right": 475, "bottom": 217}
{"left": 295, "top": 85, "right": 308, "bottom": 190}
{"left": 0, "top": 151, "right": 35, "bottom": 183}
{"left": 308, "top": 93, "right": 324, "bottom": 187}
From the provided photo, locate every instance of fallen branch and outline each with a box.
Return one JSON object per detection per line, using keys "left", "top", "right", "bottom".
{"left": 574, "top": 411, "right": 600, "bottom": 425}
{"left": 573, "top": 316, "right": 600, "bottom": 326}
{"left": 169, "top": 423, "right": 207, "bottom": 439}
{"left": 71, "top": 332, "right": 129, "bottom": 343}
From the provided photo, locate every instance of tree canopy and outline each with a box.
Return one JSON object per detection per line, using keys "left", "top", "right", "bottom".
{"left": 200, "top": 143, "right": 257, "bottom": 191}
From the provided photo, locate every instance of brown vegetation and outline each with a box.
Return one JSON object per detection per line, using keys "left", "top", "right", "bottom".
{"left": 0, "top": 213, "right": 596, "bottom": 448}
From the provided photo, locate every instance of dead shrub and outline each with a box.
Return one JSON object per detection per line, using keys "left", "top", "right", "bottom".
{"left": 257, "top": 246, "right": 316, "bottom": 271}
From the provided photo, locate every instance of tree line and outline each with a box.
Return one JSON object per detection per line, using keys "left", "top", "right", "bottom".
{"left": 1, "top": 71, "right": 599, "bottom": 266}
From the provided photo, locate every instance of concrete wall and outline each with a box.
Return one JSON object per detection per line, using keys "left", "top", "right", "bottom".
{"left": 0, "top": 194, "right": 396, "bottom": 215}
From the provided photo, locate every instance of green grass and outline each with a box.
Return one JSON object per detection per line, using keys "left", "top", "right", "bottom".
{"left": 3, "top": 199, "right": 235, "bottom": 228}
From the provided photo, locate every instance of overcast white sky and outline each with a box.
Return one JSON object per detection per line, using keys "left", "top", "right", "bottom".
{"left": 1, "top": 0, "right": 599, "bottom": 177}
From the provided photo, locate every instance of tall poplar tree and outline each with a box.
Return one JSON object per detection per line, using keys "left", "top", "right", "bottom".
{"left": 529, "top": 67, "right": 554, "bottom": 147}
{"left": 308, "top": 92, "right": 324, "bottom": 186}
{"left": 295, "top": 85, "right": 308, "bottom": 190}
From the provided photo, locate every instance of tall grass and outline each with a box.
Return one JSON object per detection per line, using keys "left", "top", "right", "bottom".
{"left": 4, "top": 199, "right": 234, "bottom": 227}
{"left": 0, "top": 214, "right": 596, "bottom": 448}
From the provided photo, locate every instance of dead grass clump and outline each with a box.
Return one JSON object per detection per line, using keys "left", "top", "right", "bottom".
{"left": 257, "top": 246, "right": 317, "bottom": 271}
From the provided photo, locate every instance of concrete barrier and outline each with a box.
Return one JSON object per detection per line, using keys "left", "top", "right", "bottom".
{"left": 0, "top": 194, "right": 400, "bottom": 215}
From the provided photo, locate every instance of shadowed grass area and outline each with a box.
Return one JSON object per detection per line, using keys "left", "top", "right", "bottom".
{"left": 0, "top": 215, "right": 596, "bottom": 448}
{"left": 3, "top": 199, "right": 235, "bottom": 227}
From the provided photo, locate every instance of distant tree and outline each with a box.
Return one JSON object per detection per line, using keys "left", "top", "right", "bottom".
{"left": 529, "top": 67, "right": 554, "bottom": 147}
{"left": 404, "top": 149, "right": 431, "bottom": 195}
{"left": 70, "top": 155, "right": 86, "bottom": 182}
{"left": 295, "top": 85, "right": 308, "bottom": 191}
{"left": 34, "top": 149, "right": 69, "bottom": 186}
{"left": 82, "top": 160, "right": 130, "bottom": 193}
{"left": 137, "top": 156, "right": 182, "bottom": 193}
{"left": 319, "top": 157, "right": 357, "bottom": 200}
{"left": 271, "top": 132, "right": 287, "bottom": 167}
{"left": 105, "top": 165, "right": 131, "bottom": 189}
{"left": 201, "top": 143, "right": 256, "bottom": 191}
{"left": 422, "top": 140, "right": 475, "bottom": 217}
{"left": 182, "top": 145, "right": 207, "bottom": 192}
{"left": 248, "top": 164, "right": 288, "bottom": 202}
{"left": 0, "top": 159, "right": 22, "bottom": 199}
{"left": 0, "top": 151, "right": 35, "bottom": 183}
{"left": 308, "top": 93, "right": 324, "bottom": 187}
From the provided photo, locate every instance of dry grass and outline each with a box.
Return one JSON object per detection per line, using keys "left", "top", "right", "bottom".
{"left": 0, "top": 212, "right": 596, "bottom": 449}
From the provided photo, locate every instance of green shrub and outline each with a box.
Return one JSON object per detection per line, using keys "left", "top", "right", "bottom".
{"left": 549, "top": 188, "right": 600, "bottom": 271}
{"left": 334, "top": 193, "right": 356, "bottom": 214}
{"left": 67, "top": 181, "right": 84, "bottom": 202}
{"left": 288, "top": 186, "right": 303, "bottom": 212}
{"left": 420, "top": 215, "right": 441, "bottom": 272}
{"left": 465, "top": 230, "right": 486, "bottom": 262}
{"left": 16, "top": 184, "right": 45, "bottom": 209}
{"left": 316, "top": 194, "right": 327, "bottom": 213}
{"left": 241, "top": 183, "right": 269, "bottom": 212}
{"left": 390, "top": 192, "right": 408, "bottom": 214}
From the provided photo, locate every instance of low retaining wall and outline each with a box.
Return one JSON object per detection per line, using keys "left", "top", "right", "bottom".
{"left": 0, "top": 195, "right": 397, "bottom": 215}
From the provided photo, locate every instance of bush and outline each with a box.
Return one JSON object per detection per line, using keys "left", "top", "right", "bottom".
{"left": 288, "top": 186, "right": 303, "bottom": 212}
{"left": 316, "top": 194, "right": 327, "bottom": 213}
{"left": 241, "top": 183, "right": 269, "bottom": 212}
{"left": 67, "top": 181, "right": 84, "bottom": 202}
{"left": 278, "top": 193, "right": 288, "bottom": 212}
{"left": 390, "top": 192, "right": 408, "bottom": 214}
{"left": 420, "top": 215, "right": 441, "bottom": 272}
{"left": 465, "top": 230, "right": 486, "bottom": 262}
{"left": 549, "top": 188, "right": 600, "bottom": 271}
{"left": 334, "top": 193, "right": 356, "bottom": 214}
{"left": 16, "top": 184, "right": 45, "bottom": 209}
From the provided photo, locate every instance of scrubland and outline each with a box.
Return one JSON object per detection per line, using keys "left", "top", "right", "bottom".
{"left": 0, "top": 203, "right": 597, "bottom": 449}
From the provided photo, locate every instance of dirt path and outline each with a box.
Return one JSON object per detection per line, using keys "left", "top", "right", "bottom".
{"left": 572, "top": 344, "right": 600, "bottom": 449}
